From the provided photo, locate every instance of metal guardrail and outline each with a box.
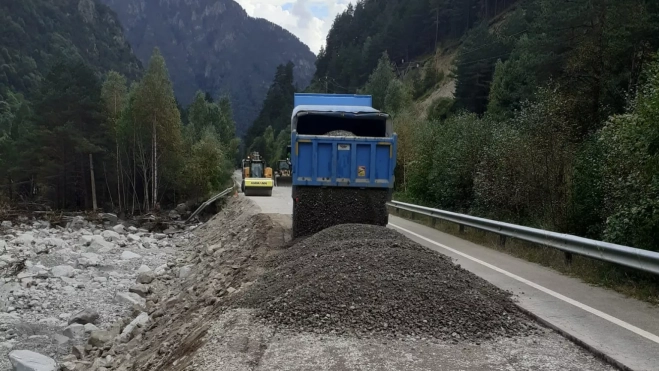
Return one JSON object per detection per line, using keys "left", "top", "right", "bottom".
{"left": 185, "top": 187, "right": 235, "bottom": 223}
{"left": 387, "top": 200, "right": 659, "bottom": 275}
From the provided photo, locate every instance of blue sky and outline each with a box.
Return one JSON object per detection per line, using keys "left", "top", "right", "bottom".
{"left": 235, "top": 0, "right": 353, "bottom": 54}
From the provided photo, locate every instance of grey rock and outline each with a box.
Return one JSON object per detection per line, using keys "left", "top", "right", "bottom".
{"left": 118, "top": 312, "right": 150, "bottom": 343}
{"left": 175, "top": 203, "right": 188, "bottom": 214}
{"left": 53, "top": 333, "right": 70, "bottom": 345}
{"left": 101, "top": 230, "right": 121, "bottom": 242}
{"left": 67, "top": 216, "right": 87, "bottom": 230}
{"left": 101, "top": 212, "right": 118, "bottom": 222}
{"left": 51, "top": 265, "right": 75, "bottom": 278}
{"left": 136, "top": 264, "right": 151, "bottom": 274}
{"left": 207, "top": 242, "right": 222, "bottom": 254}
{"left": 115, "top": 292, "right": 146, "bottom": 309}
{"left": 178, "top": 265, "right": 193, "bottom": 279}
{"left": 8, "top": 349, "right": 57, "bottom": 371}
{"left": 127, "top": 234, "right": 141, "bottom": 243}
{"left": 69, "top": 309, "right": 99, "bottom": 325}
{"left": 62, "top": 324, "right": 85, "bottom": 338}
{"left": 153, "top": 264, "right": 168, "bottom": 276}
{"left": 71, "top": 345, "right": 85, "bottom": 359}
{"left": 84, "top": 323, "right": 99, "bottom": 333}
{"left": 32, "top": 244, "right": 49, "bottom": 254}
{"left": 136, "top": 271, "right": 155, "bottom": 284}
{"left": 42, "top": 238, "right": 66, "bottom": 248}
{"left": 154, "top": 233, "right": 167, "bottom": 240}
{"left": 129, "top": 284, "right": 150, "bottom": 298}
{"left": 120, "top": 251, "right": 142, "bottom": 260}
{"left": 112, "top": 224, "right": 125, "bottom": 234}
{"left": 1, "top": 221, "right": 12, "bottom": 228}
{"left": 89, "top": 238, "right": 115, "bottom": 252}
{"left": 13, "top": 234, "right": 34, "bottom": 246}
{"left": 77, "top": 252, "right": 101, "bottom": 267}
{"left": 88, "top": 330, "right": 114, "bottom": 347}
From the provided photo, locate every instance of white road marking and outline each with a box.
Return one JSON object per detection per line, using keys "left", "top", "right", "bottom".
{"left": 389, "top": 223, "right": 659, "bottom": 345}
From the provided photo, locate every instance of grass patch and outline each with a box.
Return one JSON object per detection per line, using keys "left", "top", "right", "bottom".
{"left": 388, "top": 206, "right": 659, "bottom": 306}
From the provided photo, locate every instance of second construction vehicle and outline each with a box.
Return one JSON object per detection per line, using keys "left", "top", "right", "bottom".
{"left": 273, "top": 145, "right": 292, "bottom": 187}
{"left": 241, "top": 152, "right": 273, "bottom": 196}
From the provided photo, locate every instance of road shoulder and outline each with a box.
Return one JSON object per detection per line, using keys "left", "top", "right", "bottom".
{"left": 389, "top": 215, "right": 659, "bottom": 371}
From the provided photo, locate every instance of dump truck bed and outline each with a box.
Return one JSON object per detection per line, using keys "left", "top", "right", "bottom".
{"left": 290, "top": 94, "right": 398, "bottom": 238}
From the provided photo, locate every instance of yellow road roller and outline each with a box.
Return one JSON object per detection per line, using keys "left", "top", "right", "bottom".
{"left": 241, "top": 152, "right": 273, "bottom": 196}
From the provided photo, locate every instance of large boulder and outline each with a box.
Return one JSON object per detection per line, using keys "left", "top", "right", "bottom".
{"left": 8, "top": 350, "right": 57, "bottom": 371}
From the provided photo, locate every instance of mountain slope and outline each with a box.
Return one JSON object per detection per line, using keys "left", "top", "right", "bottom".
{"left": 99, "top": 0, "right": 317, "bottom": 135}
{"left": 0, "top": 0, "right": 142, "bottom": 99}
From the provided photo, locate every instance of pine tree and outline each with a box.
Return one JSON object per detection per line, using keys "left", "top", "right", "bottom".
{"left": 132, "top": 48, "right": 182, "bottom": 210}
{"left": 363, "top": 52, "right": 396, "bottom": 110}
{"left": 101, "top": 71, "right": 128, "bottom": 211}
{"left": 32, "top": 58, "right": 104, "bottom": 209}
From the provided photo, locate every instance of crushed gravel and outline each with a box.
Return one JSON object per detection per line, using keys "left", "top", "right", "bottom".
{"left": 234, "top": 223, "right": 540, "bottom": 342}
{"left": 292, "top": 187, "right": 389, "bottom": 238}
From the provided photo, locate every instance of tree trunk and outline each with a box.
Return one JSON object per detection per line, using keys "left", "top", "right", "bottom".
{"left": 116, "top": 138, "right": 122, "bottom": 212}
{"left": 132, "top": 127, "right": 137, "bottom": 214}
{"left": 89, "top": 153, "right": 97, "bottom": 211}
{"left": 152, "top": 116, "right": 158, "bottom": 209}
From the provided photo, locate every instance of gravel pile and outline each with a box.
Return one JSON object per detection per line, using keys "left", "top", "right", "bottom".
{"left": 325, "top": 130, "right": 355, "bottom": 136}
{"left": 236, "top": 224, "right": 539, "bottom": 342}
{"left": 293, "top": 187, "right": 389, "bottom": 238}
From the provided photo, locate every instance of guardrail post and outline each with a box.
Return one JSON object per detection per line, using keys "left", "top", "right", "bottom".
{"left": 459, "top": 224, "right": 465, "bottom": 233}
{"left": 564, "top": 252, "right": 573, "bottom": 266}
{"left": 431, "top": 217, "right": 437, "bottom": 228}
{"left": 498, "top": 235, "right": 506, "bottom": 247}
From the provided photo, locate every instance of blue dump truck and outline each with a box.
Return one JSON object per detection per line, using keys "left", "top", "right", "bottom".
{"left": 290, "top": 93, "right": 398, "bottom": 238}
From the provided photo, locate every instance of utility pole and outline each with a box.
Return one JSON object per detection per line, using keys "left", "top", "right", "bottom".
{"left": 325, "top": 75, "right": 328, "bottom": 93}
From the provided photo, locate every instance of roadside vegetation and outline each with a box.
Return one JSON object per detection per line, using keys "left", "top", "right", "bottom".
{"left": 299, "top": 0, "right": 659, "bottom": 302}
{"left": 0, "top": 48, "right": 238, "bottom": 215}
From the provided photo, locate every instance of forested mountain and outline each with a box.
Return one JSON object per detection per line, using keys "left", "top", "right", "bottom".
{"left": 99, "top": 0, "right": 317, "bottom": 135}
{"left": 296, "top": 0, "right": 659, "bottom": 253}
{"left": 309, "top": 0, "right": 517, "bottom": 93}
{"left": 1, "top": 1, "right": 239, "bottom": 213}
{"left": 0, "top": 0, "right": 143, "bottom": 100}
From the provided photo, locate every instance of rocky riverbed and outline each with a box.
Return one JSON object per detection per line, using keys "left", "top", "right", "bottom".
{"left": 0, "top": 213, "right": 199, "bottom": 370}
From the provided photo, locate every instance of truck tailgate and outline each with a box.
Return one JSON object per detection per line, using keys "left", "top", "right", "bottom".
{"left": 293, "top": 135, "right": 397, "bottom": 188}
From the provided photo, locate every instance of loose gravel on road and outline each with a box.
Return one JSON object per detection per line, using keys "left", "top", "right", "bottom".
{"left": 234, "top": 223, "right": 541, "bottom": 342}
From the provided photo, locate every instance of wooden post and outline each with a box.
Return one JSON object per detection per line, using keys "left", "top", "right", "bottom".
{"left": 89, "top": 153, "right": 98, "bottom": 212}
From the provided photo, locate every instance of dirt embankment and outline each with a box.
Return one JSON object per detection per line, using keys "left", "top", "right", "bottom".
{"left": 61, "top": 197, "right": 288, "bottom": 371}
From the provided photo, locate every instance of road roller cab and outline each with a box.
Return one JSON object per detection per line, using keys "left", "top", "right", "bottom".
{"left": 241, "top": 152, "right": 273, "bottom": 196}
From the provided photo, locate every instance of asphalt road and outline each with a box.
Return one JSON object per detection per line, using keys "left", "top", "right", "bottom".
{"left": 235, "top": 171, "right": 656, "bottom": 370}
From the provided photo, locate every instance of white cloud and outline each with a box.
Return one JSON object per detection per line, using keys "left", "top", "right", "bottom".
{"left": 234, "top": 0, "right": 352, "bottom": 54}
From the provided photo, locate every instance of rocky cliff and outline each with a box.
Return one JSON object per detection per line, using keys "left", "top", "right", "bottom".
{"left": 99, "top": 0, "right": 317, "bottom": 135}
